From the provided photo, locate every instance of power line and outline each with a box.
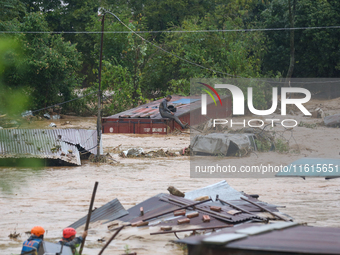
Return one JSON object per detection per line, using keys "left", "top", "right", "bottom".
{"left": 31, "top": 91, "right": 97, "bottom": 113}
{"left": 2, "top": 13, "right": 340, "bottom": 84}
{"left": 1, "top": 25, "right": 340, "bottom": 34}
{"left": 104, "top": 11, "right": 237, "bottom": 78}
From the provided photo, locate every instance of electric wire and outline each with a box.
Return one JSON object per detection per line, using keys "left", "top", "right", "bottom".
{"left": 2, "top": 12, "right": 340, "bottom": 83}
{"left": 104, "top": 11, "right": 340, "bottom": 84}
{"left": 1, "top": 25, "right": 340, "bottom": 34}
{"left": 30, "top": 90, "right": 97, "bottom": 114}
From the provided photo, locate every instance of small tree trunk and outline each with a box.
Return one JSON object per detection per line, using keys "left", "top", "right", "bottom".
{"left": 285, "top": 0, "right": 296, "bottom": 87}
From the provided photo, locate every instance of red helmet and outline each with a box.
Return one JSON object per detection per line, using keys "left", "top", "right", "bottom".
{"left": 63, "top": 227, "right": 76, "bottom": 239}
{"left": 31, "top": 226, "right": 45, "bottom": 237}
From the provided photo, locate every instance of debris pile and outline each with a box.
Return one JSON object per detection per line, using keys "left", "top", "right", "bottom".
{"left": 0, "top": 114, "right": 21, "bottom": 129}
{"left": 119, "top": 148, "right": 180, "bottom": 158}
{"left": 8, "top": 231, "right": 20, "bottom": 239}
{"left": 88, "top": 153, "right": 119, "bottom": 164}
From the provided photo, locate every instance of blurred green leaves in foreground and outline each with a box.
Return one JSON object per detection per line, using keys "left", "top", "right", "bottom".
{"left": 0, "top": 38, "right": 29, "bottom": 116}
{"left": 0, "top": 39, "right": 44, "bottom": 178}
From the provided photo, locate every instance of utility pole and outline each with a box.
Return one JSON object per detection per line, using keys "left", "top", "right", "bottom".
{"left": 97, "top": 13, "right": 105, "bottom": 157}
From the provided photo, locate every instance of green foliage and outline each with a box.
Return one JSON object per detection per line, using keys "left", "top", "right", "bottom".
{"left": 0, "top": 0, "right": 26, "bottom": 23}
{"left": 298, "top": 121, "right": 317, "bottom": 129}
{"left": 124, "top": 244, "right": 131, "bottom": 254}
{"left": 1, "top": 0, "right": 340, "bottom": 117}
{"left": 260, "top": 0, "right": 340, "bottom": 77}
{"left": 1, "top": 12, "right": 82, "bottom": 110}
{"left": 274, "top": 139, "right": 289, "bottom": 153}
{"left": 255, "top": 138, "right": 272, "bottom": 152}
{"left": 166, "top": 79, "right": 190, "bottom": 96}
{"left": 0, "top": 39, "right": 45, "bottom": 171}
{"left": 0, "top": 38, "right": 29, "bottom": 115}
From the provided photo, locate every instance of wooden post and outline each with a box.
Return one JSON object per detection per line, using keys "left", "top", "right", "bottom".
{"left": 79, "top": 182, "right": 99, "bottom": 254}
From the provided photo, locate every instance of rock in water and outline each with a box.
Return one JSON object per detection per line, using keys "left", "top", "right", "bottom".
{"left": 167, "top": 186, "right": 185, "bottom": 197}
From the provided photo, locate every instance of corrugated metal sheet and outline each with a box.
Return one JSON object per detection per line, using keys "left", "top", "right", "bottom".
{"left": 161, "top": 195, "right": 265, "bottom": 224}
{"left": 0, "top": 129, "right": 81, "bottom": 166}
{"left": 119, "top": 182, "right": 286, "bottom": 228}
{"left": 178, "top": 223, "right": 340, "bottom": 255}
{"left": 184, "top": 180, "right": 246, "bottom": 201}
{"left": 106, "top": 96, "right": 198, "bottom": 119}
{"left": 119, "top": 193, "right": 231, "bottom": 229}
{"left": 0, "top": 129, "right": 102, "bottom": 166}
{"left": 155, "top": 211, "right": 231, "bottom": 229}
{"left": 119, "top": 193, "right": 175, "bottom": 223}
{"left": 56, "top": 129, "right": 103, "bottom": 155}
{"left": 68, "top": 198, "right": 128, "bottom": 229}
{"left": 185, "top": 181, "right": 280, "bottom": 213}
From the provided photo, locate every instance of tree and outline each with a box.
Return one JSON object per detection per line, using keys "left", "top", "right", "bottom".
{"left": 0, "top": 0, "right": 26, "bottom": 22}
{"left": 2, "top": 12, "right": 82, "bottom": 110}
{"left": 0, "top": 38, "right": 29, "bottom": 115}
{"left": 286, "top": 0, "right": 296, "bottom": 82}
{"left": 260, "top": 0, "right": 340, "bottom": 78}
{"left": 20, "top": 0, "right": 100, "bottom": 87}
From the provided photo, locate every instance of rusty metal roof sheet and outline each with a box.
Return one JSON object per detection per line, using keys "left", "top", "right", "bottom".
{"left": 68, "top": 198, "right": 128, "bottom": 229}
{"left": 177, "top": 223, "right": 340, "bottom": 254}
{"left": 119, "top": 194, "right": 279, "bottom": 230}
{"left": 0, "top": 129, "right": 102, "bottom": 166}
{"left": 160, "top": 195, "right": 266, "bottom": 224}
{"left": 119, "top": 181, "right": 287, "bottom": 229}
{"left": 154, "top": 211, "right": 231, "bottom": 229}
{"left": 103, "top": 96, "right": 204, "bottom": 119}
{"left": 119, "top": 193, "right": 232, "bottom": 229}
{"left": 119, "top": 193, "right": 177, "bottom": 223}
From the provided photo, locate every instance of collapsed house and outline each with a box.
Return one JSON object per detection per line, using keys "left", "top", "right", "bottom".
{"left": 64, "top": 181, "right": 340, "bottom": 255}
{"left": 0, "top": 129, "right": 102, "bottom": 166}
{"left": 69, "top": 181, "right": 289, "bottom": 230}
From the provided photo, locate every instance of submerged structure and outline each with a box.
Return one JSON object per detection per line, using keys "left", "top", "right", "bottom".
{"left": 0, "top": 129, "right": 102, "bottom": 166}
{"left": 66, "top": 181, "right": 340, "bottom": 255}
{"left": 102, "top": 95, "right": 231, "bottom": 134}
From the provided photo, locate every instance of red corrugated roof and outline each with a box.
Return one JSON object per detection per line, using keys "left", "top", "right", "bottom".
{"left": 104, "top": 96, "right": 201, "bottom": 119}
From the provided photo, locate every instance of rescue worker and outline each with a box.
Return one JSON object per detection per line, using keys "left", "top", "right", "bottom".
{"left": 58, "top": 227, "right": 87, "bottom": 255}
{"left": 21, "top": 226, "right": 45, "bottom": 255}
{"left": 159, "top": 95, "right": 188, "bottom": 129}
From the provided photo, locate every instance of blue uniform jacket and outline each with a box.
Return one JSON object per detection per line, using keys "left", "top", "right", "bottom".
{"left": 21, "top": 235, "right": 43, "bottom": 255}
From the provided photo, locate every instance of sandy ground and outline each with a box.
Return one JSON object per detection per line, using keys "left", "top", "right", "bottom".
{"left": 1, "top": 97, "right": 340, "bottom": 254}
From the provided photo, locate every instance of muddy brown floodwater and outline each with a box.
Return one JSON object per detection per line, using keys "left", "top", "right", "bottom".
{"left": 1, "top": 102, "right": 340, "bottom": 254}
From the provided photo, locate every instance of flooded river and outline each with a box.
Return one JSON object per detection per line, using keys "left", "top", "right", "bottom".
{"left": 1, "top": 132, "right": 340, "bottom": 254}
